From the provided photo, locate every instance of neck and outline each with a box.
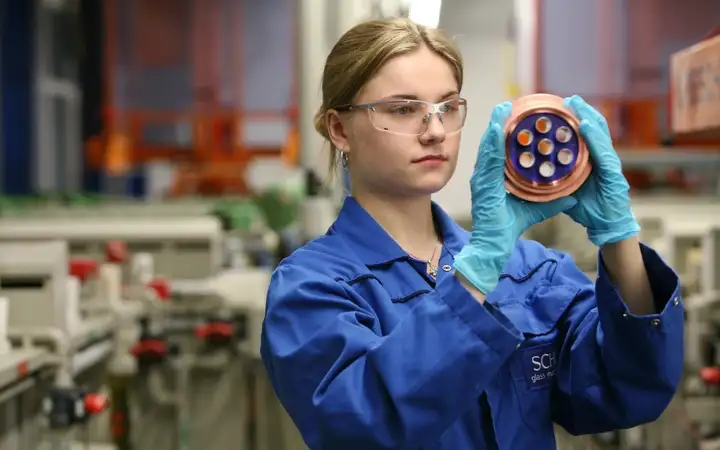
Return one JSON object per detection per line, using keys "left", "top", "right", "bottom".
{"left": 353, "top": 191, "right": 440, "bottom": 258}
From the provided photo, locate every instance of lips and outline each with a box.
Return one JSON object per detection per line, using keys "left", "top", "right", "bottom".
{"left": 412, "top": 155, "right": 447, "bottom": 163}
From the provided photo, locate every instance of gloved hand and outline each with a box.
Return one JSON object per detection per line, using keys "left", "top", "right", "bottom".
{"left": 453, "top": 102, "right": 577, "bottom": 295}
{"left": 563, "top": 96, "right": 640, "bottom": 247}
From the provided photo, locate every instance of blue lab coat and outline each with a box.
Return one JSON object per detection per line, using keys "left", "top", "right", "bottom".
{"left": 261, "top": 197, "right": 684, "bottom": 450}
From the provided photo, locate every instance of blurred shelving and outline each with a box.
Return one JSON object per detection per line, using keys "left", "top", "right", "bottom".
{"left": 617, "top": 148, "right": 720, "bottom": 168}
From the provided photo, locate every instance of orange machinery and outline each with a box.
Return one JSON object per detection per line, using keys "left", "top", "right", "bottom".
{"left": 588, "top": 23, "right": 720, "bottom": 150}
{"left": 583, "top": 96, "right": 710, "bottom": 191}
{"left": 571, "top": 64, "right": 720, "bottom": 191}
{"left": 578, "top": 95, "right": 720, "bottom": 191}
{"left": 531, "top": 0, "right": 720, "bottom": 192}
{"left": 567, "top": 27, "right": 720, "bottom": 149}
{"left": 85, "top": 0, "right": 299, "bottom": 196}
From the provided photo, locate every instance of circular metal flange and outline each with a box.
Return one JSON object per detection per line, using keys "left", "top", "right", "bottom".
{"left": 503, "top": 93, "right": 592, "bottom": 203}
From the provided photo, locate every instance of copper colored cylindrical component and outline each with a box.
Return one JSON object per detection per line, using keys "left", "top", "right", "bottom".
{"left": 504, "top": 93, "right": 592, "bottom": 203}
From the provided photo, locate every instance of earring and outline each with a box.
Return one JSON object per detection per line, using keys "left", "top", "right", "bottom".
{"left": 339, "top": 149, "right": 349, "bottom": 168}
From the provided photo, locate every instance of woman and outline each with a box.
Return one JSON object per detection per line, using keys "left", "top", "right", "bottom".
{"left": 261, "top": 18, "right": 684, "bottom": 450}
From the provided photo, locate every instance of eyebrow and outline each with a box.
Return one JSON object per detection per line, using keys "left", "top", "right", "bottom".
{"left": 383, "top": 90, "right": 460, "bottom": 102}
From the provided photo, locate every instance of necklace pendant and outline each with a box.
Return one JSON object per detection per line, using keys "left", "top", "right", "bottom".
{"left": 427, "top": 264, "right": 438, "bottom": 278}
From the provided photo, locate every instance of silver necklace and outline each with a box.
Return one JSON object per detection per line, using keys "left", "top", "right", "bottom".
{"left": 409, "top": 244, "right": 440, "bottom": 278}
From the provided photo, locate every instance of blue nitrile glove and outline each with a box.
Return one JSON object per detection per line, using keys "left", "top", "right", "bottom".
{"left": 563, "top": 95, "right": 640, "bottom": 247}
{"left": 453, "top": 102, "right": 578, "bottom": 294}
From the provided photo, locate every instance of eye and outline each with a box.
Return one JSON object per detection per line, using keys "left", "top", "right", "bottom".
{"left": 390, "top": 105, "right": 415, "bottom": 115}
{"left": 439, "top": 100, "right": 460, "bottom": 113}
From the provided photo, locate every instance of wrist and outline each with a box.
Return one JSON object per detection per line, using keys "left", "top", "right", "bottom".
{"left": 453, "top": 245, "right": 509, "bottom": 295}
{"left": 600, "top": 236, "right": 642, "bottom": 266}
{"left": 587, "top": 217, "right": 640, "bottom": 248}
{"left": 455, "top": 271, "right": 487, "bottom": 304}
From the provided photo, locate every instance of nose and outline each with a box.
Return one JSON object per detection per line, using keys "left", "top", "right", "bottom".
{"left": 419, "top": 113, "right": 446, "bottom": 144}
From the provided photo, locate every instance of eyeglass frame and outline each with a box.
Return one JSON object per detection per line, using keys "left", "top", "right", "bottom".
{"left": 333, "top": 98, "right": 469, "bottom": 136}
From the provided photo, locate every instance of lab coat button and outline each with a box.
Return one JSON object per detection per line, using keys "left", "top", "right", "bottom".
{"left": 650, "top": 318, "right": 661, "bottom": 327}
{"left": 673, "top": 297, "right": 679, "bottom": 306}
{"left": 442, "top": 265, "right": 452, "bottom": 272}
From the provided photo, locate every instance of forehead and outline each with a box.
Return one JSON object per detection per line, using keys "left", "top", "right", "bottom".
{"left": 359, "top": 45, "right": 458, "bottom": 102}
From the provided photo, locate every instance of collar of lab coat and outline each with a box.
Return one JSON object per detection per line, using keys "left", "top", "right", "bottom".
{"left": 330, "top": 196, "right": 466, "bottom": 267}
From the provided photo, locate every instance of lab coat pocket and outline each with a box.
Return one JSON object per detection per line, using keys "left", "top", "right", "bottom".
{"left": 498, "top": 283, "right": 579, "bottom": 335}
{"left": 509, "top": 342, "right": 556, "bottom": 431}
{"left": 507, "top": 284, "right": 580, "bottom": 431}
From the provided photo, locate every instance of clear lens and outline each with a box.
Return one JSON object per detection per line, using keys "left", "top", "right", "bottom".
{"left": 366, "top": 99, "right": 467, "bottom": 135}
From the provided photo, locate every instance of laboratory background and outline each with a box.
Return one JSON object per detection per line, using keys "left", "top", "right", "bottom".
{"left": 0, "top": 0, "right": 718, "bottom": 449}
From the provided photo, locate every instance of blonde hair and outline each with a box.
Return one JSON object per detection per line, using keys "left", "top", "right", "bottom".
{"left": 313, "top": 18, "right": 464, "bottom": 177}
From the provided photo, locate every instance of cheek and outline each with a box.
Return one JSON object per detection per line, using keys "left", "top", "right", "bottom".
{"left": 358, "top": 134, "right": 411, "bottom": 167}
{"left": 346, "top": 116, "right": 375, "bottom": 149}
{"left": 445, "top": 136, "right": 461, "bottom": 161}
{"left": 445, "top": 156, "right": 460, "bottom": 179}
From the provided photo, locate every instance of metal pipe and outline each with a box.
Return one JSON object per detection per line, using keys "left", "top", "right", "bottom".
{"left": 144, "top": 350, "right": 232, "bottom": 407}
{"left": 0, "top": 377, "right": 36, "bottom": 404}
{"left": 8, "top": 326, "right": 73, "bottom": 386}
{"left": 296, "top": 0, "right": 328, "bottom": 177}
{"left": 71, "top": 339, "right": 113, "bottom": 376}
{"left": 176, "top": 357, "right": 192, "bottom": 450}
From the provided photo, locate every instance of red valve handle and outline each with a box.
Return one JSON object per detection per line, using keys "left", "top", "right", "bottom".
{"left": 84, "top": 393, "right": 109, "bottom": 415}
{"left": 700, "top": 366, "right": 720, "bottom": 385}
{"left": 146, "top": 278, "right": 171, "bottom": 301}
{"left": 130, "top": 340, "right": 168, "bottom": 358}
{"left": 68, "top": 259, "right": 99, "bottom": 283}
{"left": 195, "top": 322, "right": 234, "bottom": 341}
{"left": 105, "top": 240, "right": 128, "bottom": 264}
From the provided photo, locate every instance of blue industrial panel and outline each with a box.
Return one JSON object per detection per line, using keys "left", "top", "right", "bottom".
{"left": 241, "top": 0, "right": 294, "bottom": 111}
{"left": 128, "top": 168, "right": 146, "bottom": 197}
{"left": 0, "top": 0, "right": 3, "bottom": 192}
{"left": 1, "top": 0, "right": 34, "bottom": 195}
{"left": 81, "top": 0, "right": 103, "bottom": 194}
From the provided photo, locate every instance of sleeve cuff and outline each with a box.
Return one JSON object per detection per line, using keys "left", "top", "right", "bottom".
{"left": 592, "top": 242, "right": 685, "bottom": 397}
{"left": 596, "top": 242, "right": 684, "bottom": 330}
{"left": 437, "top": 276, "right": 523, "bottom": 356}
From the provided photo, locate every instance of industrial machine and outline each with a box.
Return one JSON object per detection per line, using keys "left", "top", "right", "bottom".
{"left": 120, "top": 247, "right": 306, "bottom": 450}
{"left": 0, "top": 295, "right": 54, "bottom": 449}
{"left": 84, "top": 0, "right": 298, "bottom": 197}
{"left": 0, "top": 232, "right": 300, "bottom": 449}
{"left": 0, "top": 240, "right": 117, "bottom": 449}
{"left": 680, "top": 223, "right": 720, "bottom": 447}
{"left": 637, "top": 213, "right": 720, "bottom": 449}
{"left": 0, "top": 216, "right": 224, "bottom": 280}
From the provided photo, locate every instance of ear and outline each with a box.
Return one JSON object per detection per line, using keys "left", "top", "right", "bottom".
{"left": 326, "top": 110, "right": 351, "bottom": 151}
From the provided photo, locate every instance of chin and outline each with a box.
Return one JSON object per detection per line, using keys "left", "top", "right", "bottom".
{"left": 410, "top": 173, "right": 451, "bottom": 195}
